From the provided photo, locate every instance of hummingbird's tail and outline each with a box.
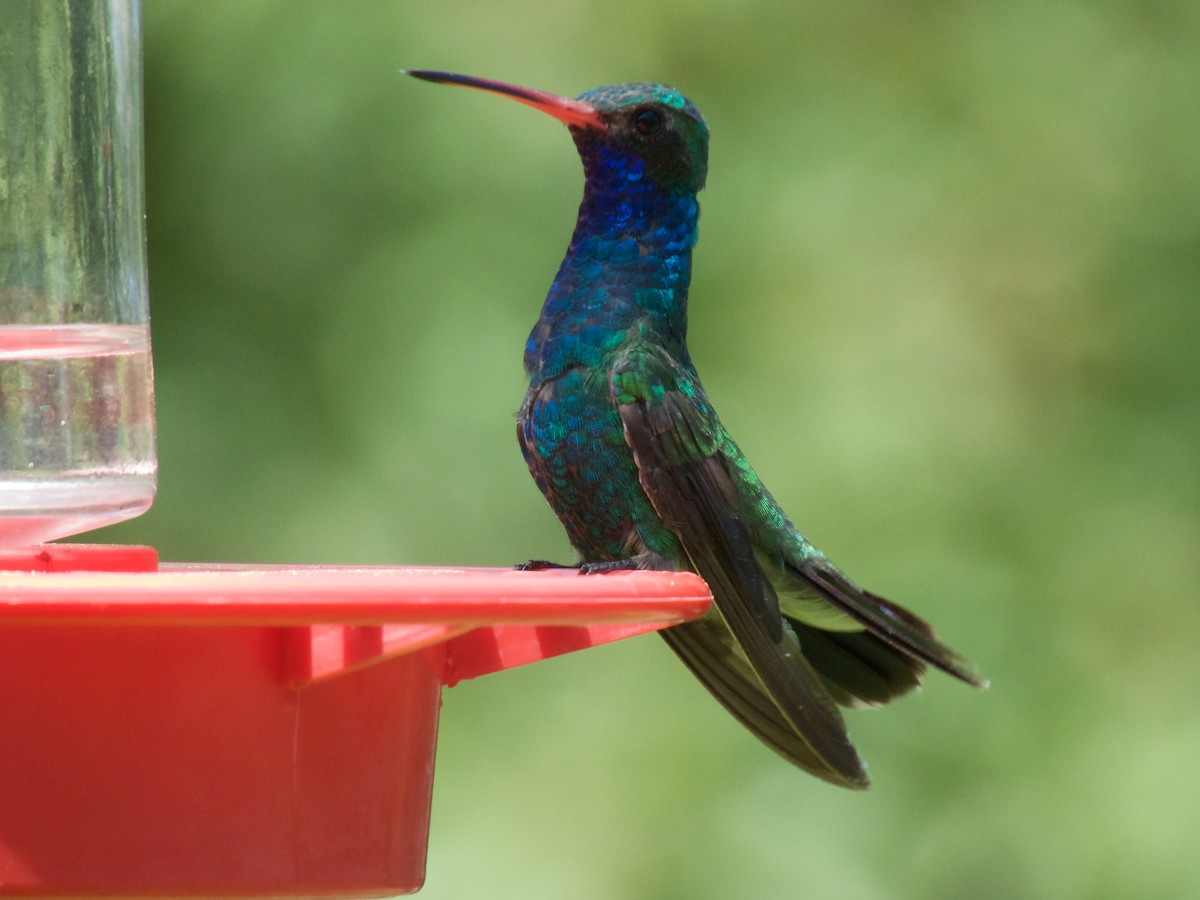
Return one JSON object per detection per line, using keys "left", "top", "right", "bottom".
{"left": 658, "top": 566, "right": 984, "bottom": 787}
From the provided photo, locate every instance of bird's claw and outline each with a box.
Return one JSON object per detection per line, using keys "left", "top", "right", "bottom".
{"left": 577, "top": 559, "right": 641, "bottom": 575}
{"left": 514, "top": 559, "right": 642, "bottom": 574}
{"left": 514, "top": 559, "right": 578, "bottom": 571}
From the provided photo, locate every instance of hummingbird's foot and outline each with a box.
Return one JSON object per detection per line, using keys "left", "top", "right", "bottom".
{"left": 517, "top": 554, "right": 673, "bottom": 574}
{"left": 514, "top": 559, "right": 580, "bottom": 571}
{"left": 577, "top": 559, "right": 642, "bottom": 575}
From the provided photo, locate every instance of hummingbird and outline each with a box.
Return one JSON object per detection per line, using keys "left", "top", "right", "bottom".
{"left": 406, "top": 70, "right": 985, "bottom": 788}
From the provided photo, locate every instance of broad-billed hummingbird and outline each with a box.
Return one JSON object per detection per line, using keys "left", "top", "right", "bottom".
{"left": 406, "top": 70, "right": 985, "bottom": 788}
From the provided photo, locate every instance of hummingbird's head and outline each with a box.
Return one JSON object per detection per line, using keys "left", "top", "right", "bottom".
{"left": 405, "top": 71, "right": 709, "bottom": 195}
{"left": 573, "top": 83, "right": 708, "bottom": 195}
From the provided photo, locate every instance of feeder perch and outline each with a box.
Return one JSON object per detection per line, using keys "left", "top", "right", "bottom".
{"left": 0, "top": 543, "right": 711, "bottom": 897}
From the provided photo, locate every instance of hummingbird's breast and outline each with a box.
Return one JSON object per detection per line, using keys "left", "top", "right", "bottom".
{"left": 517, "top": 361, "right": 659, "bottom": 561}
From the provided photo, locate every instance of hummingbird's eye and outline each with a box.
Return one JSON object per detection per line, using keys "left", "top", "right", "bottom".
{"left": 634, "top": 108, "right": 663, "bottom": 135}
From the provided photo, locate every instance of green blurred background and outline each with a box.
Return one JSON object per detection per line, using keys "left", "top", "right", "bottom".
{"left": 96, "top": 1, "right": 1200, "bottom": 897}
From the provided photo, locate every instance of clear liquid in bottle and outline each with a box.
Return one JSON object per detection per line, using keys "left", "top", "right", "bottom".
{"left": 0, "top": 323, "right": 156, "bottom": 545}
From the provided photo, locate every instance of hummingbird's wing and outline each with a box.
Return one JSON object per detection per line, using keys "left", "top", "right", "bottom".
{"left": 611, "top": 344, "right": 868, "bottom": 787}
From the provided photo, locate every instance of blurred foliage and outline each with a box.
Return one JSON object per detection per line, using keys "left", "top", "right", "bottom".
{"left": 93, "top": 0, "right": 1200, "bottom": 897}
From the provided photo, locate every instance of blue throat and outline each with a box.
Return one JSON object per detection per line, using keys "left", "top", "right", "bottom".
{"left": 524, "top": 135, "right": 700, "bottom": 383}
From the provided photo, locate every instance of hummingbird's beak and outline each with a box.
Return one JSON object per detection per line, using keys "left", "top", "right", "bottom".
{"left": 403, "top": 70, "right": 605, "bottom": 131}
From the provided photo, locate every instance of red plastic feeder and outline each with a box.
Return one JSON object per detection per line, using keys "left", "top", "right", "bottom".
{"left": 0, "top": 544, "right": 710, "bottom": 897}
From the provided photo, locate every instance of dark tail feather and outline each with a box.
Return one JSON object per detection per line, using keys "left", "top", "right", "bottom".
{"left": 790, "top": 622, "right": 925, "bottom": 707}
{"left": 659, "top": 619, "right": 869, "bottom": 789}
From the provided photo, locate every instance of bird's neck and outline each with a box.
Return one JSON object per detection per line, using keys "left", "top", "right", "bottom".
{"left": 524, "top": 138, "right": 700, "bottom": 381}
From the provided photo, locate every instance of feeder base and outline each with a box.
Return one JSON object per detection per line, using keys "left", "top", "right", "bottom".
{"left": 0, "top": 545, "right": 711, "bottom": 897}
